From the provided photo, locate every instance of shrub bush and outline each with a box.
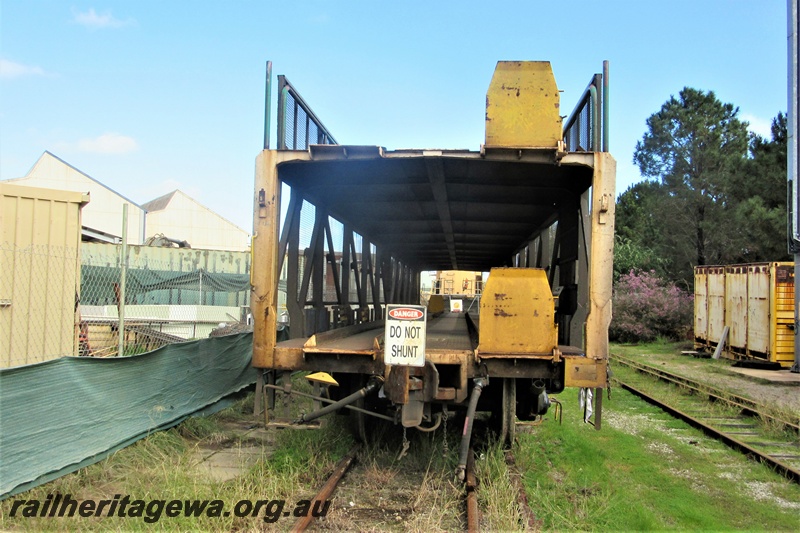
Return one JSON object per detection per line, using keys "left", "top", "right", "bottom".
{"left": 609, "top": 270, "right": 693, "bottom": 343}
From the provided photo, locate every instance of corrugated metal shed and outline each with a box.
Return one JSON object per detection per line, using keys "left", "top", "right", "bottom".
{"left": 0, "top": 183, "right": 89, "bottom": 367}
{"left": 5, "top": 151, "right": 144, "bottom": 244}
{"left": 142, "top": 190, "right": 250, "bottom": 252}
{"left": 694, "top": 262, "right": 795, "bottom": 367}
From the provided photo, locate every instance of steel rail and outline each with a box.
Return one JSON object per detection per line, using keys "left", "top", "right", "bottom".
{"left": 611, "top": 355, "right": 800, "bottom": 434}
{"left": 291, "top": 444, "right": 360, "bottom": 532}
{"left": 465, "top": 447, "right": 479, "bottom": 533}
{"left": 504, "top": 449, "right": 540, "bottom": 530}
{"left": 614, "top": 378, "right": 800, "bottom": 484}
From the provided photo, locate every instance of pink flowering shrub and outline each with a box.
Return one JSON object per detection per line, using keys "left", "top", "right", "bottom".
{"left": 610, "top": 270, "right": 694, "bottom": 343}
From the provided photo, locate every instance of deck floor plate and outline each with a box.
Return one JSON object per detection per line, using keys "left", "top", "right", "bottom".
{"left": 275, "top": 312, "right": 586, "bottom": 358}
{"left": 276, "top": 312, "right": 475, "bottom": 355}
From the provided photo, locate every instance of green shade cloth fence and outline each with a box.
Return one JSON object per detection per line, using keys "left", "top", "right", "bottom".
{"left": 0, "top": 333, "right": 256, "bottom": 500}
{"left": 80, "top": 265, "right": 251, "bottom": 305}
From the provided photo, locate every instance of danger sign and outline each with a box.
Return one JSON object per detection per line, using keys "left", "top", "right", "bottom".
{"left": 384, "top": 304, "right": 427, "bottom": 367}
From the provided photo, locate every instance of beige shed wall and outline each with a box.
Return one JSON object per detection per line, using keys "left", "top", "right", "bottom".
{"left": 8, "top": 152, "right": 144, "bottom": 244}
{"left": 0, "top": 183, "right": 87, "bottom": 367}
{"left": 146, "top": 191, "right": 250, "bottom": 252}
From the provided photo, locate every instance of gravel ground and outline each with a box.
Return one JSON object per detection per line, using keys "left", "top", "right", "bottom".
{"left": 603, "top": 402, "right": 800, "bottom": 512}
{"left": 610, "top": 345, "right": 800, "bottom": 417}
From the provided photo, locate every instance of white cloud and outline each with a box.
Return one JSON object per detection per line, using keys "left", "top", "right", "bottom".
{"left": 77, "top": 133, "right": 139, "bottom": 154}
{"left": 0, "top": 58, "right": 46, "bottom": 79}
{"left": 741, "top": 113, "right": 773, "bottom": 139}
{"left": 72, "top": 8, "right": 133, "bottom": 29}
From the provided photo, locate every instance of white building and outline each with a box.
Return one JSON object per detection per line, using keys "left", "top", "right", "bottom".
{"left": 6, "top": 151, "right": 144, "bottom": 244}
{"left": 142, "top": 190, "right": 250, "bottom": 252}
{"left": 4, "top": 152, "right": 250, "bottom": 252}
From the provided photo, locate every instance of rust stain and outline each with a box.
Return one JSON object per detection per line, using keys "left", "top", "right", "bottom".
{"left": 494, "top": 308, "right": 515, "bottom": 318}
{"left": 500, "top": 84, "right": 520, "bottom": 96}
{"left": 494, "top": 293, "right": 507, "bottom": 301}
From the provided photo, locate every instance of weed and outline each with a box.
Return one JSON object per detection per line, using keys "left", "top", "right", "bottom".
{"left": 474, "top": 439, "right": 526, "bottom": 531}
{"left": 177, "top": 414, "right": 222, "bottom": 441}
{"left": 513, "top": 388, "right": 800, "bottom": 531}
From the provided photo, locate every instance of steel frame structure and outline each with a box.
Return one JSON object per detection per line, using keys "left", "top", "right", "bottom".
{"left": 252, "top": 61, "right": 615, "bottom": 436}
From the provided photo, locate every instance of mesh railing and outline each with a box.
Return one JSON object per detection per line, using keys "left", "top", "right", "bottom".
{"left": 277, "top": 75, "right": 337, "bottom": 150}
{"left": 1, "top": 242, "right": 251, "bottom": 368}
{"left": 563, "top": 72, "right": 605, "bottom": 152}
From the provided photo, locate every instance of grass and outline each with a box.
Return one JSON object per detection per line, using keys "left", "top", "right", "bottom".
{"left": 611, "top": 337, "right": 692, "bottom": 356}
{"left": 474, "top": 437, "right": 527, "bottom": 531}
{"left": 0, "top": 387, "right": 355, "bottom": 531}
{"left": 308, "top": 418, "right": 466, "bottom": 531}
{"left": 0, "top": 380, "right": 466, "bottom": 532}
{"left": 515, "top": 387, "right": 800, "bottom": 531}
{"left": 611, "top": 341, "right": 800, "bottom": 437}
{"left": 4, "top": 365, "right": 799, "bottom": 531}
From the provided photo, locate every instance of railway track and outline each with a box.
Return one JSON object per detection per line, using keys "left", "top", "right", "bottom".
{"left": 503, "top": 448, "right": 541, "bottom": 531}
{"left": 289, "top": 432, "right": 540, "bottom": 531}
{"left": 292, "top": 444, "right": 361, "bottom": 532}
{"left": 611, "top": 354, "right": 800, "bottom": 484}
{"left": 291, "top": 442, "right": 484, "bottom": 532}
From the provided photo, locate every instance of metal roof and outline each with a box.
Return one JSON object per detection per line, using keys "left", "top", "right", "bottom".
{"left": 141, "top": 190, "right": 177, "bottom": 212}
{"left": 277, "top": 146, "right": 595, "bottom": 272}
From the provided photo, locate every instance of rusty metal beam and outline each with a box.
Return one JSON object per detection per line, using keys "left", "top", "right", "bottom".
{"left": 348, "top": 231, "right": 365, "bottom": 309}
{"left": 291, "top": 445, "right": 359, "bottom": 532}
{"left": 277, "top": 190, "right": 300, "bottom": 277}
{"left": 323, "top": 217, "right": 342, "bottom": 305}
{"left": 425, "top": 158, "right": 458, "bottom": 270}
{"left": 360, "top": 236, "right": 370, "bottom": 316}
{"left": 298, "top": 208, "right": 322, "bottom": 308}
{"left": 466, "top": 447, "right": 479, "bottom": 533}
{"left": 312, "top": 208, "right": 325, "bottom": 310}
{"left": 341, "top": 223, "right": 352, "bottom": 311}
{"left": 286, "top": 197, "right": 303, "bottom": 338}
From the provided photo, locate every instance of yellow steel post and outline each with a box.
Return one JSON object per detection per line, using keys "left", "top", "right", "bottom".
{"left": 584, "top": 152, "right": 616, "bottom": 363}
{"left": 252, "top": 150, "right": 281, "bottom": 368}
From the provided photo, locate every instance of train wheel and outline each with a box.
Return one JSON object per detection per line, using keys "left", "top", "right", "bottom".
{"left": 348, "top": 375, "right": 391, "bottom": 444}
{"left": 500, "top": 378, "right": 516, "bottom": 445}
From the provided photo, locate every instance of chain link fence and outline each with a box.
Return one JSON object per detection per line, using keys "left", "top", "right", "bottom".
{"left": 1, "top": 242, "right": 251, "bottom": 368}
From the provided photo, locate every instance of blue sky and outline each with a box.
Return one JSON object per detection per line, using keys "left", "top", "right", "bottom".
{"left": 0, "top": 1, "right": 788, "bottom": 233}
